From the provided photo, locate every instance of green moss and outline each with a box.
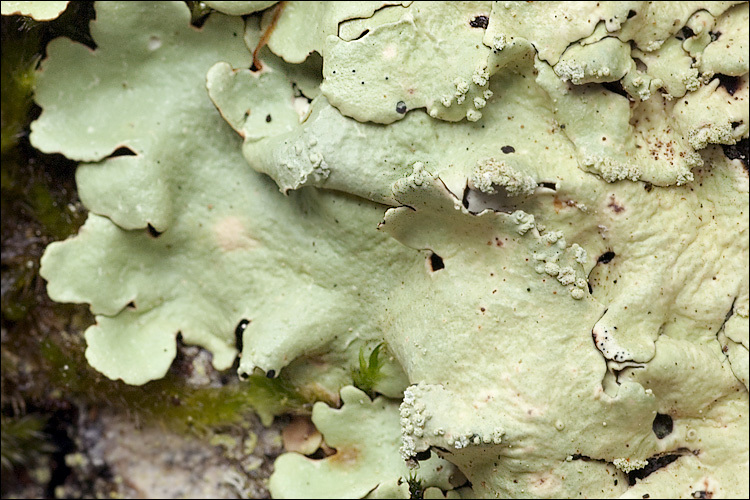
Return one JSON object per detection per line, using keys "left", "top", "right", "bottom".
{"left": 37, "top": 334, "right": 309, "bottom": 431}
{"left": 0, "top": 16, "right": 40, "bottom": 155}
{"left": 1, "top": 12, "right": 88, "bottom": 324}
{"left": 0, "top": 414, "right": 54, "bottom": 470}
{"left": 352, "top": 342, "right": 386, "bottom": 398}
{"left": 407, "top": 471, "right": 425, "bottom": 500}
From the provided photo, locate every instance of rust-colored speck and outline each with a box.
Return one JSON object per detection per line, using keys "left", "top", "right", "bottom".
{"left": 328, "top": 446, "right": 360, "bottom": 466}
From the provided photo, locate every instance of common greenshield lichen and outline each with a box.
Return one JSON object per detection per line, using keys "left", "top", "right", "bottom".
{"left": 32, "top": 1, "right": 748, "bottom": 498}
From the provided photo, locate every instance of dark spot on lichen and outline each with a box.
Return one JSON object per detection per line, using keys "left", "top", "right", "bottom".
{"left": 715, "top": 74, "right": 740, "bottom": 96}
{"left": 709, "top": 30, "right": 721, "bottom": 41}
{"left": 235, "top": 319, "right": 249, "bottom": 351}
{"left": 353, "top": 29, "right": 369, "bottom": 40}
{"left": 266, "top": 369, "right": 276, "bottom": 379}
{"left": 679, "top": 26, "right": 695, "bottom": 39}
{"left": 414, "top": 449, "right": 431, "bottom": 461}
{"left": 109, "top": 146, "right": 136, "bottom": 157}
{"left": 146, "top": 224, "right": 162, "bottom": 238}
{"left": 644, "top": 182, "right": 653, "bottom": 192}
{"left": 429, "top": 252, "right": 444, "bottom": 272}
{"left": 652, "top": 413, "right": 673, "bottom": 439}
{"left": 692, "top": 490, "right": 713, "bottom": 499}
{"left": 501, "top": 145, "right": 515, "bottom": 154}
{"left": 602, "top": 80, "right": 628, "bottom": 98}
{"left": 469, "top": 15, "right": 489, "bottom": 29}
{"left": 461, "top": 186, "right": 470, "bottom": 209}
{"left": 722, "top": 138, "right": 748, "bottom": 170}
{"left": 597, "top": 251, "right": 615, "bottom": 264}
{"left": 396, "top": 101, "right": 407, "bottom": 114}
{"left": 265, "top": 114, "right": 272, "bottom": 122}
{"left": 628, "top": 453, "right": 681, "bottom": 485}
{"left": 538, "top": 182, "right": 556, "bottom": 190}
{"left": 627, "top": 10, "right": 636, "bottom": 19}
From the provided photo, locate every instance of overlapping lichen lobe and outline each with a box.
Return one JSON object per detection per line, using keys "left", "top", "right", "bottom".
{"left": 281, "top": 415, "right": 322, "bottom": 454}
{"left": 250, "top": 1, "right": 287, "bottom": 72}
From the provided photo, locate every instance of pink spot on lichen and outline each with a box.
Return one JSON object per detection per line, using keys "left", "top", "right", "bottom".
{"left": 213, "top": 216, "right": 258, "bottom": 251}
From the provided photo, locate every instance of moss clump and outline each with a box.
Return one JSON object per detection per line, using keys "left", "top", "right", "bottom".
{"left": 352, "top": 343, "right": 386, "bottom": 398}
{"left": 407, "top": 471, "right": 425, "bottom": 500}
{"left": 0, "top": 414, "right": 54, "bottom": 470}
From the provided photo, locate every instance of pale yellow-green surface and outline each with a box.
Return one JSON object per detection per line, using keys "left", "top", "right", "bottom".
{"left": 33, "top": 1, "right": 749, "bottom": 498}
{"left": 1, "top": 0, "right": 69, "bottom": 20}
{"left": 203, "top": 1, "right": 276, "bottom": 16}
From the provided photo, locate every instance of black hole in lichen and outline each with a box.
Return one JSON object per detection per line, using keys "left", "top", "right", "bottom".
{"left": 461, "top": 186, "right": 470, "bottom": 209}
{"left": 709, "top": 30, "right": 721, "bottom": 41}
{"left": 146, "top": 224, "right": 162, "bottom": 238}
{"left": 691, "top": 491, "right": 711, "bottom": 499}
{"left": 627, "top": 10, "right": 636, "bottom": 18}
{"left": 680, "top": 26, "right": 695, "bottom": 39}
{"left": 109, "top": 146, "right": 136, "bottom": 157}
{"left": 250, "top": 62, "right": 260, "bottom": 72}
{"left": 414, "top": 450, "right": 431, "bottom": 461}
{"left": 266, "top": 369, "right": 276, "bottom": 378}
{"left": 597, "top": 251, "right": 615, "bottom": 264}
{"left": 433, "top": 446, "right": 452, "bottom": 455}
{"left": 715, "top": 74, "right": 740, "bottom": 95}
{"left": 722, "top": 138, "right": 749, "bottom": 170}
{"left": 239, "top": 371, "right": 249, "bottom": 380}
{"left": 188, "top": 1, "right": 212, "bottom": 28}
{"left": 501, "top": 145, "right": 515, "bottom": 154}
{"left": 469, "top": 15, "right": 489, "bottom": 29}
{"left": 628, "top": 453, "right": 681, "bottom": 485}
{"left": 265, "top": 114, "right": 272, "bottom": 122}
{"left": 602, "top": 80, "right": 629, "bottom": 98}
{"left": 235, "top": 319, "right": 249, "bottom": 351}
{"left": 644, "top": 182, "right": 653, "bottom": 192}
{"left": 652, "top": 413, "right": 673, "bottom": 439}
{"left": 353, "top": 29, "right": 369, "bottom": 40}
{"left": 396, "top": 101, "right": 407, "bottom": 114}
{"left": 429, "top": 252, "right": 445, "bottom": 272}
{"left": 588, "top": 282, "right": 593, "bottom": 294}
{"left": 308, "top": 446, "right": 335, "bottom": 460}
{"left": 538, "top": 182, "right": 556, "bottom": 191}
{"left": 126, "top": 301, "right": 136, "bottom": 309}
